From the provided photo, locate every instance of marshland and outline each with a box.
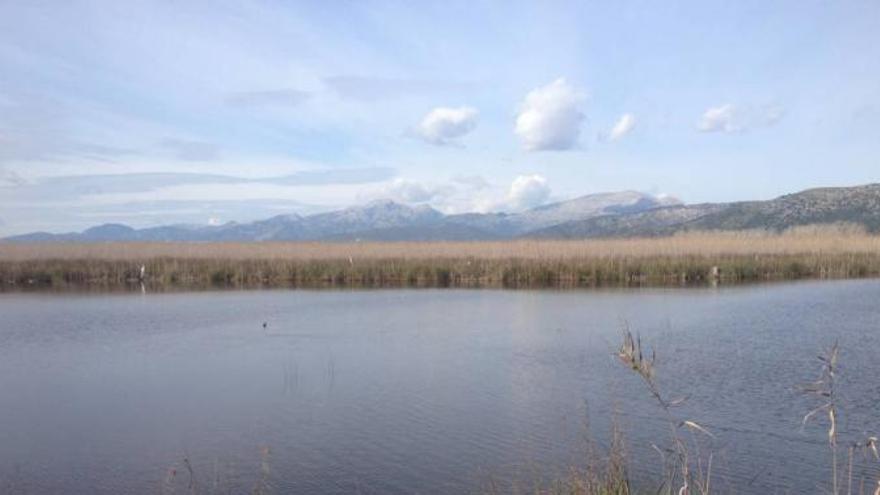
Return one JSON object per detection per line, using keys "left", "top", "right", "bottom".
{"left": 4, "top": 0, "right": 880, "bottom": 492}
{"left": 4, "top": 228, "right": 880, "bottom": 289}
{"left": 4, "top": 232, "right": 880, "bottom": 494}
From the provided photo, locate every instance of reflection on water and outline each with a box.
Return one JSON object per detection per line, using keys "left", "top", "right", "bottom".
{"left": 0, "top": 281, "right": 879, "bottom": 493}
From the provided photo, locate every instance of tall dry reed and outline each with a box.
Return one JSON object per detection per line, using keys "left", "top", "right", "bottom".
{"left": 616, "top": 328, "right": 714, "bottom": 495}
{"left": 3, "top": 230, "right": 880, "bottom": 289}
{"left": 800, "top": 343, "right": 880, "bottom": 495}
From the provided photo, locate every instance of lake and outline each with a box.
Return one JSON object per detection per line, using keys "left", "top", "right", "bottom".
{"left": 1, "top": 281, "right": 879, "bottom": 493}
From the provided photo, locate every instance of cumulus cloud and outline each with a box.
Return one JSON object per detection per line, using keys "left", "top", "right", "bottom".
{"left": 357, "top": 174, "right": 552, "bottom": 215}
{"left": 697, "top": 104, "right": 740, "bottom": 133}
{"left": 507, "top": 174, "right": 551, "bottom": 210}
{"left": 371, "top": 178, "right": 454, "bottom": 204}
{"left": 515, "top": 78, "right": 585, "bottom": 151}
{"left": 414, "top": 106, "right": 478, "bottom": 145}
{"left": 609, "top": 113, "right": 637, "bottom": 141}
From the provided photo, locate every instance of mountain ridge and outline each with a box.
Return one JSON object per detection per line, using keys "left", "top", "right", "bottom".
{"left": 5, "top": 184, "right": 880, "bottom": 242}
{"left": 528, "top": 184, "right": 880, "bottom": 238}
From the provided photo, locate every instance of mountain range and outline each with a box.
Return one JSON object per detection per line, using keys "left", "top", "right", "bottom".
{"left": 4, "top": 183, "right": 880, "bottom": 242}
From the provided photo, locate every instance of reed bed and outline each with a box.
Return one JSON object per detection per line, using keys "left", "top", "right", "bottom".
{"left": 3, "top": 230, "right": 880, "bottom": 289}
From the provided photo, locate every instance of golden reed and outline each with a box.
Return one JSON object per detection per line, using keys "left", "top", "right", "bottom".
{"left": 3, "top": 228, "right": 880, "bottom": 289}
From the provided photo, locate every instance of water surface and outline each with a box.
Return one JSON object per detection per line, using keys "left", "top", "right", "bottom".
{"left": 1, "top": 281, "right": 879, "bottom": 493}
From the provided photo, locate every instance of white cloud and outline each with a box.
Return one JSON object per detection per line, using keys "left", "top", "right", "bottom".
{"left": 355, "top": 175, "right": 491, "bottom": 214}
{"left": 507, "top": 174, "right": 551, "bottom": 210}
{"left": 697, "top": 103, "right": 785, "bottom": 133}
{"left": 697, "top": 104, "right": 740, "bottom": 133}
{"left": 370, "top": 178, "right": 454, "bottom": 203}
{"left": 515, "top": 78, "right": 585, "bottom": 151}
{"left": 609, "top": 113, "right": 637, "bottom": 141}
{"left": 414, "top": 106, "right": 478, "bottom": 145}
{"left": 356, "top": 174, "right": 553, "bottom": 215}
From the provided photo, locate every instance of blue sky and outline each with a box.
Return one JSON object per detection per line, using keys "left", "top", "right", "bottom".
{"left": 1, "top": 0, "right": 879, "bottom": 234}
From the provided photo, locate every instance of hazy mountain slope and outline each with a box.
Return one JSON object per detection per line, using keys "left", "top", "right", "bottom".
{"left": 6, "top": 184, "right": 878, "bottom": 242}
{"left": 441, "top": 212, "right": 520, "bottom": 237}
{"left": 206, "top": 214, "right": 305, "bottom": 241}
{"left": 2, "top": 201, "right": 447, "bottom": 242}
{"left": 515, "top": 191, "right": 680, "bottom": 232}
{"left": 444, "top": 191, "right": 677, "bottom": 236}
{"left": 527, "top": 204, "right": 725, "bottom": 238}
{"left": 680, "top": 184, "right": 880, "bottom": 233}
{"left": 298, "top": 200, "right": 443, "bottom": 238}
{"left": 322, "top": 223, "right": 505, "bottom": 241}
{"left": 529, "top": 183, "right": 880, "bottom": 238}
{"left": 3, "top": 190, "right": 670, "bottom": 242}
{"left": 2, "top": 231, "right": 80, "bottom": 242}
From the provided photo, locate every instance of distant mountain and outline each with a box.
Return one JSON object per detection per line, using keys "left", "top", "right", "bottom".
{"left": 682, "top": 184, "right": 880, "bottom": 232}
{"left": 528, "top": 184, "right": 880, "bottom": 238}
{"left": 441, "top": 191, "right": 680, "bottom": 237}
{"left": 3, "top": 191, "right": 671, "bottom": 242}
{"left": 5, "top": 184, "right": 880, "bottom": 242}
{"left": 527, "top": 204, "right": 725, "bottom": 238}
{"left": 512, "top": 190, "right": 680, "bottom": 231}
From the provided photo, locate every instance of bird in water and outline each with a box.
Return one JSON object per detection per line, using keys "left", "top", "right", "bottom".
{"left": 262, "top": 322, "right": 268, "bottom": 329}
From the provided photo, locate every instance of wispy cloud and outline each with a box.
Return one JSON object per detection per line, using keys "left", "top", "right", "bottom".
{"left": 451, "top": 175, "right": 490, "bottom": 190}
{"left": 2, "top": 168, "right": 397, "bottom": 200}
{"left": 0, "top": 198, "right": 332, "bottom": 235}
{"left": 698, "top": 103, "right": 786, "bottom": 133}
{"left": 609, "top": 113, "right": 637, "bottom": 141}
{"left": 266, "top": 167, "right": 396, "bottom": 186}
{"left": 0, "top": 168, "right": 396, "bottom": 234}
{"left": 159, "top": 139, "right": 221, "bottom": 161}
{"left": 323, "top": 75, "right": 473, "bottom": 101}
{"left": 697, "top": 104, "right": 740, "bottom": 133}
{"left": 0, "top": 92, "right": 140, "bottom": 165}
{"left": 225, "top": 89, "right": 310, "bottom": 108}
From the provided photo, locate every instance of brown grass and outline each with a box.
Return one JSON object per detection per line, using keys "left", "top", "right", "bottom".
{"left": 5, "top": 229, "right": 880, "bottom": 260}
{"left": 4, "top": 229, "right": 880, "bottom": 289}
{"left": 800, "top": 343, "right": 880, "bottom": 495}
{"left": 617, "top": 327, "right": 714, "bottom": 495}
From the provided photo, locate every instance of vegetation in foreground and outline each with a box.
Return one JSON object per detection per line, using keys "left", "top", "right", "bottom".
{"left": 3, "top": 228, "right": 880, "bottom": 289}
{"left": 484, "top": 333, "right": 880, "bottom": 495}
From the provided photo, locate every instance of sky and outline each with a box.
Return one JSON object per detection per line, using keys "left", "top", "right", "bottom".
{"left": 1, "top": 0, "right": 879, "bottom": 235}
